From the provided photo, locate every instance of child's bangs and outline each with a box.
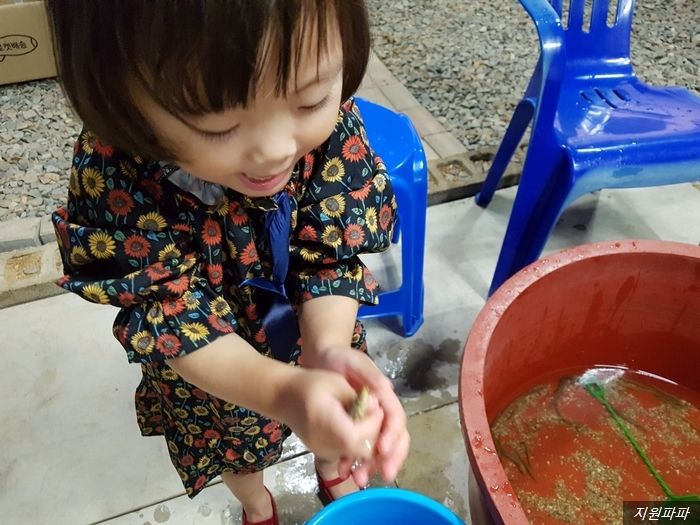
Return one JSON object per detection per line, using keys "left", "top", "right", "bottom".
{"left": 47, "top": 0, "right": 369, "bottom": 159}
{"left": 134, "top": 0, "right": 335, "bottom": 118}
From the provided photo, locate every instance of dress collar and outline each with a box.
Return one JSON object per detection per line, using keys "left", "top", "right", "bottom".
{"left": 158, "top": 161, "right": 303, "bottom": 211}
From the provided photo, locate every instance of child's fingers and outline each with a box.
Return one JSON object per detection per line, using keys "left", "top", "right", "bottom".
{"left": 351, "top": 455, "right": 378, "bottom": 487}
{"left": 322, "top": 395, "right": 382, "bottom": 461}
{"left": 346, "top": 357, "right": 393, "bottom": 397}
{"left": 375, "top": 388, "right": 406, "bottom": 457}
{"left": 379, "top": 426, "right": 410, "bottom": 482}
{"left": 337, "top": 456, "right": 354, "bottom": 479}
{"left": 344, "top": 359, "right": 405, "bottom": 456}
{"left": 351, "top": 401, "right": 383, "bottom": 459}
{"left": 356, "top": 391, "right": 380, "bottom": 419}
{"left": 342, "top": 371, "right": 407, "bottom": 479}
{"left": 324, "top": 350, "right": 405, "bottom": 456}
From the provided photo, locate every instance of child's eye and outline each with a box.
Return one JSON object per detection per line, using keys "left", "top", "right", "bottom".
{"left": 300, "top": 95, "right": 330, "bottom": 112}
{"left": 199, "top": 126, "right": 238, "bottom": 142}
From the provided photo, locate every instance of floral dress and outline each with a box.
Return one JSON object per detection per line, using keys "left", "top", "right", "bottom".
{"left": 52, "top": 98, "right": 397, "bottom": 497}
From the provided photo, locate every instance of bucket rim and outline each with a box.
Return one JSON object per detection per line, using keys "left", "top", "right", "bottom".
{"left": 305, "top": 487, "right": 466, "bottom": 524}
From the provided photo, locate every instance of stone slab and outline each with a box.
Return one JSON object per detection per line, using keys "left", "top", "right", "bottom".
{"left": 355, "top": 86, "right": 394, "bottom": 111}
{"left": 402, "top": 105, "right": 446, "bottom": 137}
{"left": 380, "top": 82, "right": 421, "bottom": 112}
{"left": 366, "top": 51, "right": 398, "bottom": 88}
{"left": 0, "top": 242, "right": 65, "bottom": 308}
{"left": 421, "top": 140, "right": 440, "bottom": 162}
{"left": 39, "top": 213, "right": 57, "bottom": 244}
{"left": 424, "top": 131, "right": 468, "bottom": 158}
{"left": 427, "top": 150, "right": 521, "bottom": 206}
{"left": 0, "top": 216, "right": 41, "bottom": 251}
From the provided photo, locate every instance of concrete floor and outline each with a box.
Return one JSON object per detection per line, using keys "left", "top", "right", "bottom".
{"left": 1, "top": 183, "right": 700, "bottom": 525}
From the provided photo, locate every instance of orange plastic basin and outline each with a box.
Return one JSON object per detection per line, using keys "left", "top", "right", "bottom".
{"left": 459, "top": 240, "right": 700, "bottom": 525}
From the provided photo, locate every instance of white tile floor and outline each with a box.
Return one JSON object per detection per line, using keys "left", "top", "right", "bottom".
{"left": 1, "top": 183, "right": 699, "bottom": 525}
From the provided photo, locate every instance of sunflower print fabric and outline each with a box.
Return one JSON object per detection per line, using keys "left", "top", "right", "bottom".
{"left": 52, "top": 98, "right": 397, "bottom": 497}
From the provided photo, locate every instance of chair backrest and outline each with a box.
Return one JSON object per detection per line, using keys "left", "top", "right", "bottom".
{"left": 544, "top": 0, "right": 636, "bottom": 78}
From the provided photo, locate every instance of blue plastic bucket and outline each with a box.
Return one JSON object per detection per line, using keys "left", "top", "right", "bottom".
{"left": 305, "top": 487, "right": 466, "bottom": 525}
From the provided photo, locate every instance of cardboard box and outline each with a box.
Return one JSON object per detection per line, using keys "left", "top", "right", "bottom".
{"left": 0, "top": 0, "right": 56, "bottom": 86}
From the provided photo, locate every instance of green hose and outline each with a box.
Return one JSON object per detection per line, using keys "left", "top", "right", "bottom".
{"left": 584, "top": 382, "right": 700, "bottom": 502}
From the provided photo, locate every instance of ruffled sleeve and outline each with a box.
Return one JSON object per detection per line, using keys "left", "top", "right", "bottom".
{"left": 53, "top": 129, "right": 238, "bottom": 364}
{"left": 290, "top": 99, "right": 398, "bottom": 306}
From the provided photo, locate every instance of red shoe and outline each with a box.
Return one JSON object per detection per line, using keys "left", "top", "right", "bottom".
{"left": 242, "top": 487, "right": 278, "bottom": 525}
{"left": 315, "top": 468, "right": 352, "bottom": 506}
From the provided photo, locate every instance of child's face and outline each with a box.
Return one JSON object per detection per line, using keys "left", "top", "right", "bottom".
{"left": 135, "top": 28, "right": 344, "bottom": 198}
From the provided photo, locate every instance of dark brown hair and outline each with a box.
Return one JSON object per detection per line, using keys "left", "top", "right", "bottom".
{"left": 46, "top": 1, "right": 370, "bottom": 160}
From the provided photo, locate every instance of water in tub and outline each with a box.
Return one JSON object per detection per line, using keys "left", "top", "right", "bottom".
{"left": 490, "top": 366, "right": 700, "bottom": 524}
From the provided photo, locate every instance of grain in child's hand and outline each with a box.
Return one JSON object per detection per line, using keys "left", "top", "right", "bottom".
{"left": 349, "top": 386, "right": 370, "bottom": 421}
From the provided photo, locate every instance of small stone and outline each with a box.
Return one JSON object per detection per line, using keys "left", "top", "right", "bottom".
{"left": 39, "top": 174, "right": 60, "bottom": 184}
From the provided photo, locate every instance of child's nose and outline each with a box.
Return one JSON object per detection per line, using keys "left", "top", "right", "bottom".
{"left": 248, "top": 122, "right": 298, "bottom": 169}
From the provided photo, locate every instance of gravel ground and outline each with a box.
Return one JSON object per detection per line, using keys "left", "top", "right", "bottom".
{"left": 1, "top": 0, "right": 698, "bottom": 222}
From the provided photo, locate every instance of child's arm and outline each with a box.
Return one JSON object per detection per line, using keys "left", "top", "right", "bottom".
{"left": 298, "top": 295, "right": 358, "bottom": 364}
{"left": 289, "top": 99, "right": 408, "bottom": 481}
{"left": 298, "top": 295, "right": 410, "bottom": 484}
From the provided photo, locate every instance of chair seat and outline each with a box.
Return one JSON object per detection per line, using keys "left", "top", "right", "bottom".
{"left": 557, "top": 80, "right": 700, "bottom": 155}
{"left": 357, "top": 100, "right": 416, "bottom": 174}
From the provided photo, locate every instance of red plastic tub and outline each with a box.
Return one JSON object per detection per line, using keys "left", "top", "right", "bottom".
{"left": 459, "top": 240, "right": 700, "bottom": 525}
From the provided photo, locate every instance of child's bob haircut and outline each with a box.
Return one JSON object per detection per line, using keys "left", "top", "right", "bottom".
{"left": 46, "top": 1, "right": 371, "bottom": 161}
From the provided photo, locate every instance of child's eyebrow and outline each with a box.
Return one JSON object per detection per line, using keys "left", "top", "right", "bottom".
{"left": 295, "top": 61, "right": 342, "bottom": 93}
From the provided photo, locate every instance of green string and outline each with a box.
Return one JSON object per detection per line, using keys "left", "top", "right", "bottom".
{"left": 584, "top": 382, "right": 700, "bottom": 502}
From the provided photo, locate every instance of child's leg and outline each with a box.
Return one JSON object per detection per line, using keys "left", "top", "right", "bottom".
{"left": 221, "top": 470, "right": 274, "bottom": 522}
{"left": 314, "top": 457, "right": 361, "bottom": 498}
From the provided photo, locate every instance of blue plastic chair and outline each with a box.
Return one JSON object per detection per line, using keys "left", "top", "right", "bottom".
{"left": 305, "top": 488, "right": 466, "bottom": 525}
{"left": 476, "top": 0, "right": 700, "bottom": 295}
{"left": 354, "top": 97, "right": 427, "bottom": 337}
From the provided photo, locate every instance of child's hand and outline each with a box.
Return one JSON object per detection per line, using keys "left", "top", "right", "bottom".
{"left": 278, "top": 368, "right": 384, "bottom": 466}
{"left": 301, "top": 347, "right": 410, "bottom": 485}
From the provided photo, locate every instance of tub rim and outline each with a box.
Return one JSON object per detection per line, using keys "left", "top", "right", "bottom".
{"left": 458, "top": 239, "right": 700, "bottom": 525}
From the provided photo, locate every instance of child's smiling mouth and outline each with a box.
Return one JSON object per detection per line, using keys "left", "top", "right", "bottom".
{"left": 240, "top": 168, "right": 292, "bottom": 193}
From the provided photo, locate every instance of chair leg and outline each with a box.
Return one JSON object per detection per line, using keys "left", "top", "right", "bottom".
{"left": 488, "top": 151, "right": 571, "bottom": 295}
{"left": 397, "top": 178, "right": 426, "bottom": 337}
{"left": 358, "top": 163, "right": 426, "bottom": 336}
{"left": 476, "top": 99, "right": 535, "bottom": 207}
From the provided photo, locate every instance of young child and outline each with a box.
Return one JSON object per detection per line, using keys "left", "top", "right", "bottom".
{"left": 46, "top": 1, "right": 409, "bottom": 524}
